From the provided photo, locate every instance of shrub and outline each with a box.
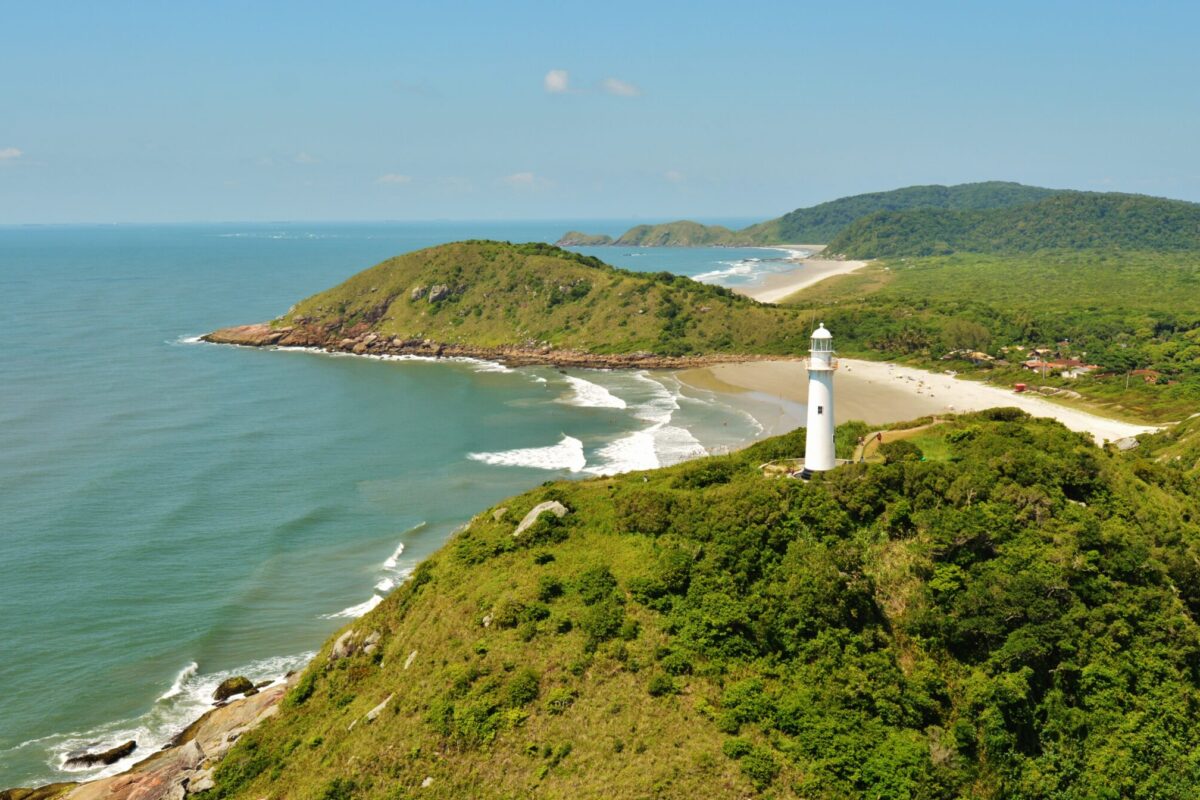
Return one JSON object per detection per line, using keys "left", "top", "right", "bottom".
{"left": 660, "top": 651, "right": 694, "bottom": 676}
{"left": 537, "top": 575, "right": 564, "bottom": 602}
{"left": 580, "top": 599, "right": 626, "bottom": 646}
{"left": 722, "top": 738, "right": 753, "bottom": 759}
{"left": 317, "top": 778, "right": 357, "bottom": 800}
{"left": 673, "top": 459, "right": 737, "bottom": 489}
{"left": 576, "top": 566, "right": 618, "bottom": 605}
{"left": 879, "top": 439, "right": 924, "bottom": 464}
{"left": 614, "top": 490, "right": 675, "bottom": 535}
{"left": 648, "top": 673, "right": 678, "bottom": 697}
{"left": 740, "top": 746, "right": 780, "bottom": 790}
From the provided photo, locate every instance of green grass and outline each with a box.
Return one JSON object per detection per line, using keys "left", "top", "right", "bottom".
{"left": 198, "top": 411, "right": 1200, "bottom": 799}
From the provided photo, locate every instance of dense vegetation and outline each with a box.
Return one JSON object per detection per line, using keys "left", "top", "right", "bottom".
{"left": 196, "top": 410, "right": 1200, "bottom": 799}
{"left": 276, "top": 240, "right": 815, "bottom": 357}
{"left": 825, "top": 192, "right": 1200, "bottom": 258}
{"left": 556, "top": 182, "right": 1060, "bottom": 247}
{"left": 785, "top": 249, "right": 1200, "bottom": 420}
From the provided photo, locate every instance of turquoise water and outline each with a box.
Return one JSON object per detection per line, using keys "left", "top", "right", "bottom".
{"left": 0, "top": 222, "right": 801, "bottom": 787}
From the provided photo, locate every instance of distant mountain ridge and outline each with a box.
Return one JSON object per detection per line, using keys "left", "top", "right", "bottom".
{"left": 825, "top": 191, "right": 1200, "bottom": 258}
{"left": 557, "top": 181, "right": 1062, "bottom": 247}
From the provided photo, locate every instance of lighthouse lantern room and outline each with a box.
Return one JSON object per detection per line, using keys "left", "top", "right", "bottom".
{"left": 803, "top": 323, "right": 837, "bottom": 474}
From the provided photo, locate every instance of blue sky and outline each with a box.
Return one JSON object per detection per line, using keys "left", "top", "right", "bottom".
{"left": 1, "top": 0, "right": 1198, "bottom": 223}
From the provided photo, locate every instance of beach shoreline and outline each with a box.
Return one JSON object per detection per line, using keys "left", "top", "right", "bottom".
{"left": 734, "top": 245, "right": 869, "bottom": 304}
{"left": 677, "top": 358, "right": 1158, "bottom": 444}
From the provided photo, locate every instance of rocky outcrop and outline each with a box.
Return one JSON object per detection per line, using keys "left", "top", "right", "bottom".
{"left": 513, "top": 501, "right": 568, "bottom": 537}
{"left": 427, "top": 284, "right": 451, "bottom": 302}
{"left": 63, "top": 742, "right": 136, "bottom": 769}
{"left": 200, "top": 323, "right": 788, "bottom": 371}
{"left": 212, "top": 676, "right": 253, "bottom": 702}
{"left": 52, "top": 680, "right": 293, "bottom": 800}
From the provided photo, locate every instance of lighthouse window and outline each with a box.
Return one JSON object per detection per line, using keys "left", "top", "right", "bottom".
{"left": 817, "top": 405, "right": 824, "bottom": 414}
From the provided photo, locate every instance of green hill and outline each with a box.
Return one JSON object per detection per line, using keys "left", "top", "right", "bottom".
{"left": 826, "top": 192, "right": 1200, "bottom": 258}
{"left": 215, "top": 240, "right": 814, "bottom": 358}
{"left": 194, "top": 411, "right": 1200, "bottom": 799}
{"left": 555, "top": 182, "right": 1061, "bottom": 247}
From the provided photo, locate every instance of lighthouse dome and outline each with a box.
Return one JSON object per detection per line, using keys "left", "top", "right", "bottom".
{"left": 811, "top": 323, "right": 832, "bottom": 340}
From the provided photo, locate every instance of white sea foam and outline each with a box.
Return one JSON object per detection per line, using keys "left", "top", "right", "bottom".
{"left": 468, "top": 434, "right": 587, "bottom": 472}
{"left": 584, "top": 374, "right": 706, "bottom": 475}
{"left": 175, "top": 334, "right": 205, "bottom": 345}
{"left": 558, "top": 375, "right": 627, "bottom": 409}
{"left": 323, "top": 594, "right": 384, "bottom": 619}
{"left": 375, "top": 577, "right": 396, "bottom": 593}
{"left": 33, "top": 651, "right": 313, "bottom": 784}
{"left": 157, "top": 661, "right": 198, "bottom": 701}
{"left": 693, "top": 260, "right": 757, "bottom": 283}
{"left": 383, "top": 539, "right": 409, "bottom": 569}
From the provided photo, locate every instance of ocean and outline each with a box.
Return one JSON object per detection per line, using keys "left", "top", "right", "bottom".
{"left": 0, "top": 221, "right": 805, "bottom": 787}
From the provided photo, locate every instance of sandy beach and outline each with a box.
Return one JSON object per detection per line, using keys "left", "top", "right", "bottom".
{"left": 736, "top": 245, "right": 869, "bottom": 304}
{"left": 679, "top": 359, "right": 1158, "bottom": 444}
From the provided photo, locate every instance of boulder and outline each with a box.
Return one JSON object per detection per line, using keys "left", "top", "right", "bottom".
{"left": 513, "top": 501, "right": 568, "bottom": 537}
{"left": 187, "top": 769, "right": 215, "bottom": 795}
{"left": 352, "top": 342, "right": 368, "bottom": 355}
{"left": 363, "top": 631, "right": 381, "bottom": 655}
{"left": 365, "top": 694, "right": 393, "bottom": 723}
{"left": 428, "top": 284, "right": 451, "bottom": 303}
{"left": 411, "top": 286, "right": 427, "bottom": 301}
{"left": 491, "top": 507, "right": 508, "bottom": 522}
{"left": 331, "top": 630, "right": 357, "bottom": 660}
{"left": 1115, "top": 436, "right": 1140, "bottom": 451}
{"left": 213, "top": 676, "right": 254, "bottom": 702}
{"left": 404, "top": 650, "right": 418, "bottom": 670}
{"left": 64, "top": 740, "right": 137, "bottom": 768}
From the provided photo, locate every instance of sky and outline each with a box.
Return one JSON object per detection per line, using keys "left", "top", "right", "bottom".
{"left": 1, "top": 0, "right": 1198, "bottom": 223}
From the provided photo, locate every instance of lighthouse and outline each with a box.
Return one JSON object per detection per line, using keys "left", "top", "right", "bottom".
{"left": 803, "top": 323, "right": 837, "bottom": 474}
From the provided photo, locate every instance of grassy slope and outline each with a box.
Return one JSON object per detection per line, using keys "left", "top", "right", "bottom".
{"left": 278, "top": 241, "right": 815, "bottom": 357}
{"left": 198, "top": 412, "right": 1200, "bottom": 799}
{"left": 782, "top": 250, "right": 1200, "bottom": 421}
{"left": 556, "top": 182, "right": 1060, "bottom": 247}
{"left": 826, "top": 192, "right": 1200, "bottom": 258}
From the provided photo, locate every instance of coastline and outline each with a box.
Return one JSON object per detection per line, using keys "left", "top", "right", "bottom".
{"left": 735, "top": 245, "right": 869, "bottom": 304}
{"left": 678, "top": 359, "right": 1157, "bottom": 444}
{"left": 201, "top": 324, "right": 792, "bottom": 370}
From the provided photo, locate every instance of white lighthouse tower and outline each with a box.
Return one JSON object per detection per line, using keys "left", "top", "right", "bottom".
{"left": 803, "top": 323, "right": 837, "bottom": 474}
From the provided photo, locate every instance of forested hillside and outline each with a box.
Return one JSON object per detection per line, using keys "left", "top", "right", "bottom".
{"left": 825, "top": 192, "right": 1200, "bottom": 257}
{"left": 556, "top": 182, "right": 1061, "bottom": 247}
{"left": 195, "top": 411, "right": 1200, "bottom": 799}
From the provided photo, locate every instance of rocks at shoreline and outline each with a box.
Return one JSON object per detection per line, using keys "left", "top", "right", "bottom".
{"left": 212, "top": 676, "right": 253, "bottom": 702}
{"left": 63, "top": 741, "right": 137, "bottom": 768}
{"left": 200, "top": 322, "right": 788, "bottom": 371}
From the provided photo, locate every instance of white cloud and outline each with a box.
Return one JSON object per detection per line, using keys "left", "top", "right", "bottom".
{"left": 294, "top": 152, "right": 318, "bottom": 164}
{"left": 376, "top": 173, "right": 413, "bottom": 185}
{"left": 664, "top": 170, "right": 685, "bottom": 183}
{"left": 502, "top": 171, "right": 537, "bottom": 187}
{"left": 0, "top": 147, "right": 23, "bottom": 161}
{"left": 500, "top": 172, "right": 553, "bottom": 191}
{"left": 601, "top": 78, "right": 641, "bottom": 97}
{"left": 544, "top": 69, "right": 570, "bottom": 94}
